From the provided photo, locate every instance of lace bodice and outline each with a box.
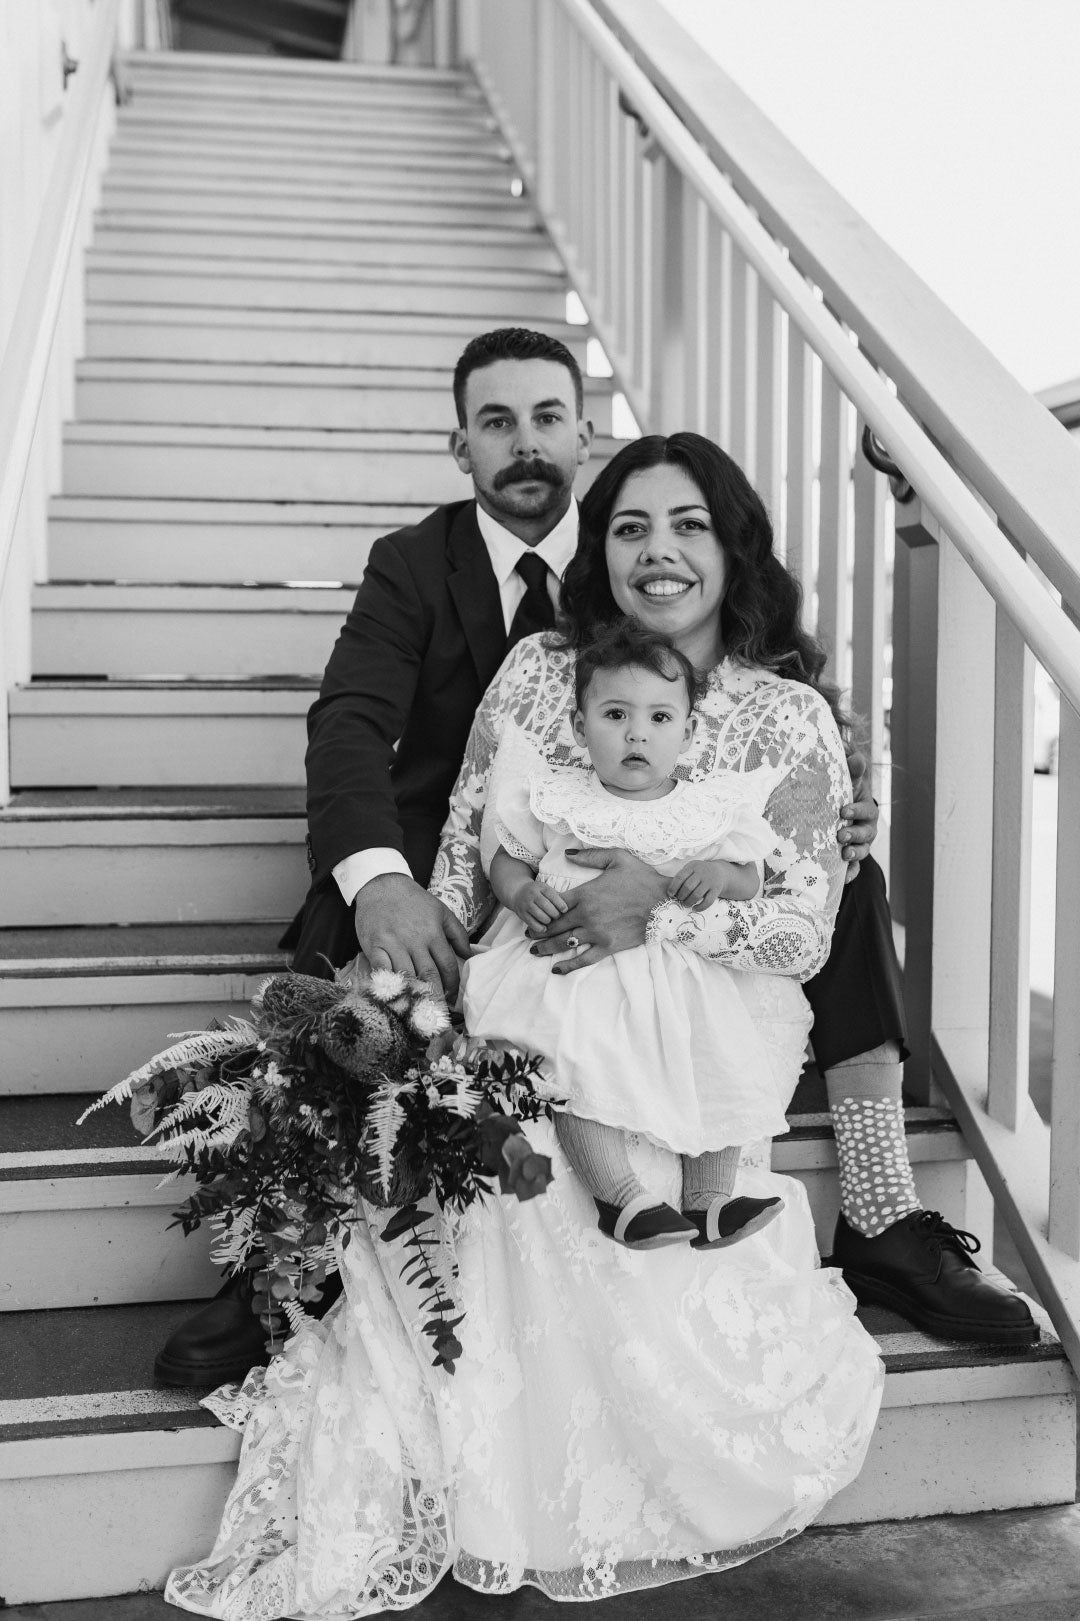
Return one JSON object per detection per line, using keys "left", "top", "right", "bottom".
{"left": 430, "top": 635, "right": 849, "bottom": 980}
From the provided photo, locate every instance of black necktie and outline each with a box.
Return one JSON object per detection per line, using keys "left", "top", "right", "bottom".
{"left": 507, "top": 551, "right": 555, "bottom": 648}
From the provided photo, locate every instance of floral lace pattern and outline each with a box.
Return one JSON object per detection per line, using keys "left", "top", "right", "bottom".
{"left": 167, "top": 1125, "right": 883, "bottom": 1617}
{"left": 431, "top": 637, "right": 849, "bottom": 981}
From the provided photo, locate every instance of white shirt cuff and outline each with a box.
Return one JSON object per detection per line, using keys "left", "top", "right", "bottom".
{"left": 333, "top": 848, "right": 413, "bottom": 906}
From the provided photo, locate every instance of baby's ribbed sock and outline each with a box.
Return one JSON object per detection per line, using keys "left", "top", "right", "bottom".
{"left": 824, "top": 1042, "right": 921, "bottom": 1237}
{"left": 680, "top": 1146, "right": 742, "bottom": 1211}
{"left": 555, "top": 1114, "right": 644, "bottom": 1208}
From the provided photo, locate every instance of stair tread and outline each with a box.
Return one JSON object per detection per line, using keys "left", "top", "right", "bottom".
{"left": 49, "top": 496, "right": 427, "bottom": 522}
{"left": 1, "top": 787, "right": 306, "bottom": 819}
{"left": 61, "top": 425, "right": 615, "bottom": 453}
{"left": 0, "top": 1294, "right": 1065, "bottom": 1446}
{"left": 0, "top": 920, "right": 287, "bottom": 971}
{"left": 0, "top": 1083, "right": 959, "bottom": 1177}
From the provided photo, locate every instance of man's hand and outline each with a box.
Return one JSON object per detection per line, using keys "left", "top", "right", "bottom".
{"left": 840, "top": 749, "right": 879, "bottom": 884}
{"left": 528, "top": 848, "right": 669, "bottom": 975}
{"left": 354, "top": 873, "right": 472, "bottom": 999}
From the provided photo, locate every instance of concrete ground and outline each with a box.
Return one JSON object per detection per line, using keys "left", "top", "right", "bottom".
{"left": 6, "top": 1505, "right": 1080, "bottom": 1620}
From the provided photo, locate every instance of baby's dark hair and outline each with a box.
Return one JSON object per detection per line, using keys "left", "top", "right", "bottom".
{"left": 573, "top": 620, "right": 704, "bottom": 714}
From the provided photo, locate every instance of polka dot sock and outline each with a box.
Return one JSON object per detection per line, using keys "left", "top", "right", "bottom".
{"left": 555, "top": 1113, "right": 646, "bottom": 1209}
{"left": 824, "top": 1043, "right": 921, "bottom": 1237}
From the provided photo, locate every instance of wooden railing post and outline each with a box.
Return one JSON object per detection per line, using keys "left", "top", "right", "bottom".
{"left": 890, "top": 506, "right": 940, "bottom": 1101}
{"left": 647, "top": 156, "right": 685, "bottom": 432}
{"left": 1051, "top": 618, "right": 1080, "bottom": 1259}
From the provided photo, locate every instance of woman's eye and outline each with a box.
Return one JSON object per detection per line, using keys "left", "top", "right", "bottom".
{"left": 611, "top": 524, "right": 644, "bottom": 541}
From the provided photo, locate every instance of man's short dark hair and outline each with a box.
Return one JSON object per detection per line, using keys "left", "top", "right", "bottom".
{"left": 573, "top": 619, "right": 704, "bottom": 714}
{"left": 453, "top": 327, "right": 585, "bottom": 425}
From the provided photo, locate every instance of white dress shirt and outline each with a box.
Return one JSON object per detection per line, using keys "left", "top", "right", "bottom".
{"left": 332, "top": 498, "right": 580, "bottom": 905}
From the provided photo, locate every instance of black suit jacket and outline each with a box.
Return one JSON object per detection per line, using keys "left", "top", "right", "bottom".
{"left": 288, "top": 500, "right": 509, "bottom": 974}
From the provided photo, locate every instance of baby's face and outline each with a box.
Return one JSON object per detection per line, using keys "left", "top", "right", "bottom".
{"left": 573, "top": 664, "right": 695, "bottom": 798}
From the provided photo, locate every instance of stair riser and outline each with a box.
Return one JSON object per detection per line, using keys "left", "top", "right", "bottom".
{"left": 85, "top": 268, "right": 567, "bottom": 321}
{"left": 101, "top": 183, "right": 533, "bottom": 228}
{"left": 122, "top": 88, "right": 482, "bottom": 121}
{"left": 109, "top": 136, "right": 509, "bottom": 174}
{"left": 0, "top": 1155, "right": 972, "bottom": 1312}
{"left": 116, "top": 111, "right": 501, "bottom": 150}
{"left": 72, "top": 380, "right": 613, "bottom": 436}
{"left": 31, "top": 603, "right": 349, "bottom": 679}
{"left": 103, "top": 166, "right": 518, "bottom": 208}
{"left": 60, "top": 442, "right": 607, "bottom": 505}
{"left": 3, "top": 1375, "right": 1074, "bottom": 1603}
{"left": 10, "top": 711, "right": 308, "bottom": 790}
{"left": 85, "top": 321, "right": 586, "bottom": 369}
{"left": 0, "top": 1195, "right": 218, "bottom": 1310}
{"left": 88, "top": 251, "right": 563, "bottom": 294}
{"left": 92, "top": 224, "right": 560, "bottom": 271}
{"left": 0, "top": 829, "right": 308, "bottom": 926}
{"left": 0, "top": 975, "right": 276, "bottom": 1095}
{"left": 47, "top": 518, "right": 387, "bottom": 584}
{"left": 0, "top": 1438, "right": 240, "bottom": 1605}
{"left": 108, "top": 150, "right": 514, "bottom": 188}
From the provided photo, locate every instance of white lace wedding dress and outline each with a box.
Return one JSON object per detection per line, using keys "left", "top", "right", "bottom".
{"left": 166, "top": 639, "right": 884, "bottom": 1619}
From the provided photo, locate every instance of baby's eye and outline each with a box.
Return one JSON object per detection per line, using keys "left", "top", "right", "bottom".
{"left": 602, "top": 707, "right": 626, "bottom": 721}
{"left": 652, "top": 711, "right": 673, "bottom": 724}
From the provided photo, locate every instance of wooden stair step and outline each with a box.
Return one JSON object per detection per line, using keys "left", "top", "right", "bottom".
{"left": 86, "top": 246, "right": 566, "bottom": 293}
{"left": 92, "top": 218, "right": 560, "bottom": 270}
{"left": 9, "top": 679, "right": 314, "bottom": 789}
{"left": 60, "top": 423, "right": 613, "bottom": 503}
{"left": 84, "top": 262, "right": 568, "bottom": 321}
{"left": 108, "top": 131, "right": 512, "bottom": 173}
{"left": 72, "top": 361, "right": 614, "bottom": 434}
{"left": 0, "top": 1096, "right": 219, "bottom": 1311}
{"left": 46, "top": 497, "right": 425, "bottom": 584}
{"left": 0, "top": 1083, "right": 978, "bottom": 1312}
{"left": 84, "top": 309, "right": 589, "bottom": 368}
{"left": 0, "top": 921, "right": 287, "bottom": 1097}
{"left": 0, "top": 783, "right": 308, "bottom": 926}
{"left": 114, "top": 105, "right": 503, "bottom": 149}
{"left": 106, "top": 150, "right": 518, "bottom": 193}
{"left": 30, "top": 582, "right": 354, "bottom": 678}
{"left": 1, "top": 1292, "right": 1072, "bottom": 1603}
{"left": 100, "top": 179, "right": 534, "bottom": 228}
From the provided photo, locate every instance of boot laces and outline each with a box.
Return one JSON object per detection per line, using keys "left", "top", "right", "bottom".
{"left": 913, "top": 1209, "right": 981, "bottom": 1264}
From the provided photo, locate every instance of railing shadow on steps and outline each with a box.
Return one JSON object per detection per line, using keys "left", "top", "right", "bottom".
{"left": 456, "top": 0, "right": 1080, "bottom": 1372}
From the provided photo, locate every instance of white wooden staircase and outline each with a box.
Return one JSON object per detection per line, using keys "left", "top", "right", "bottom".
{"left": 0, "top": 48, "right": 1075, "bottom": 1608}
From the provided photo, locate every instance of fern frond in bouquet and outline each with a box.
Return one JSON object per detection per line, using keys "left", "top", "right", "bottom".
{"left": 81, "top": 960, "right": 555, "bottom": 1372}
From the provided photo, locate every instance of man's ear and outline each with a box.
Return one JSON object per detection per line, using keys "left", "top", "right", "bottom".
{"left": 449, "top": 427, "right": 471, "bottom": 475}
{"left": 572, "top": 708, "right": 588, "bottom": 747}
{"left": 576, "top": 417, "right": 595, "bottom": 465}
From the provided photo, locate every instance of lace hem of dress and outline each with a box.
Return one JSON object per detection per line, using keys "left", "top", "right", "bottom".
{"left": 454, "top": 1527, "right": 802, "bottom": 1601}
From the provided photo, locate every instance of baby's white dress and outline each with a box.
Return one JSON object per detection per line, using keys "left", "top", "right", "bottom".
{"left": 463, "top": 734, "right": 792, "bottom": 1152}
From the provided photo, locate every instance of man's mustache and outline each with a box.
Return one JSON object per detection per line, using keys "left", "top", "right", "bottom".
{"left": 493, "top": 459, "right": 563, "bottom": 489}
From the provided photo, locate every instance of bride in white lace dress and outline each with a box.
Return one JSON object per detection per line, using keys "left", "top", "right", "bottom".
{"left": 166, "top": 435, "right": 883, "bottom": 1619}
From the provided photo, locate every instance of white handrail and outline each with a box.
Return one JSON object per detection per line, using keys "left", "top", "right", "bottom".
{"left": 0, "top": 0, "right": 122, "bottom": 598}
{"left": 553, "top": 0, "right": 1080, "bottom": 722}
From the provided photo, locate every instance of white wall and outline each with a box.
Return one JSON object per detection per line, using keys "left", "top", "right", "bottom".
{"left": 661, "top": 0, "right": 1080, "bottom": 395}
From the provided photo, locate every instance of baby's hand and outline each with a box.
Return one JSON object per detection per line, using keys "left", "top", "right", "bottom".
{"left": 514, "top": 879, "right": 568, "bottom": 928}
{"left": 668, "top": 860, "right": 733, "bottom": 911}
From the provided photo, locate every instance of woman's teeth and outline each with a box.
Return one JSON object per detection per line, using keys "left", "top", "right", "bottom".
{"left": 639, "top": 579, "right": 691, "bottom": 597}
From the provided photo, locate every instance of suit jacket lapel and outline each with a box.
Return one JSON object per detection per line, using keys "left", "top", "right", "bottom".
{"left": 446, "top": 502, "right": 507, "bottom": 686}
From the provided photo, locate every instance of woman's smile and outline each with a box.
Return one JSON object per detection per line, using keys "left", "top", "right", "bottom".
{"left": 604, "top": 463, "right": 727, "bottom": 668}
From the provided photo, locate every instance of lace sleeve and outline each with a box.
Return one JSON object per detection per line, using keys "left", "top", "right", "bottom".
{"left": 429, "top": 636, "right": 568, "bottom": 933}
{"left": 649, "top": 686, "right": 848, "bottom": 979}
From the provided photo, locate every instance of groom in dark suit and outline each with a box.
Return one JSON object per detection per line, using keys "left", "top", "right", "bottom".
{"left": 155, "top": 327, "right": 1033, "bottom": 1385}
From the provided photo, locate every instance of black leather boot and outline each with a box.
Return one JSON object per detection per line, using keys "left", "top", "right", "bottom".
{"left": 154, "top": 1269, "right": 344, "bottom": 1386}
{"left": 829, "top": 1210, "right": 1038, "bottom": 1346}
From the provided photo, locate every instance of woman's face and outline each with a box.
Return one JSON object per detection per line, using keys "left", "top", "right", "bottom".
{"left": 603, "top": 464, "right": 727, "bottom": 668}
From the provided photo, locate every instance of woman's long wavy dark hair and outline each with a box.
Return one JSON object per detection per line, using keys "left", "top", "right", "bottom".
{"left": 559, "top": 432, "right": 845, "bottom": 729}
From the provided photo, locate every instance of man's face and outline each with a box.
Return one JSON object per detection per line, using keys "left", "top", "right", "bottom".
{"left": 449, "top": 358, "right": 593, "bottom": 539}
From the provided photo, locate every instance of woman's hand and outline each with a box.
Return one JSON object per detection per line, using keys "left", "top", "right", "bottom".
{"left": 839, "top": 750, "right": 879, "bottom": 883}
{"left": 528, "top": 848, "right": 669, "bottom": 975}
